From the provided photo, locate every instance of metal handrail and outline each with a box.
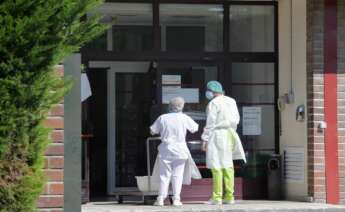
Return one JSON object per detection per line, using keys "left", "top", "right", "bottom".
{"left": 146, "top": 137, "right": 161, "bottom": 192}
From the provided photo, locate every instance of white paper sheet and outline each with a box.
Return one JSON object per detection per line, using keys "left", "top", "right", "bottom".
{"left": 162, "top": 75, "right": 181, "bottom": 85}
{"left": 162, "top": 87, "right": 199, "bottom": 104}
{"left": 81, "top": 73, "right": 92, "bottom": 102}
{"left": 242, "top": 107, "right": 262, "bottom": 135}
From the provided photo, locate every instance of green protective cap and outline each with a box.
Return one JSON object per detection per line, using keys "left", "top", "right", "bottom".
{"left": 207, "top": 81, "right": 224, "bottom": 93}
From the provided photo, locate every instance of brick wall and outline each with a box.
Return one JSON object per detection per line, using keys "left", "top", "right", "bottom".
{"left": 307, "top": 0, "right": 345, "bottom": 204}
{"left": 307, "top": 0, "right": 327, "bottom": 203}
{"left": 338, "top": 0, "right": 345, "bottom": 205}
{"left": 37, "top": 65, "right": 65, "bottom": 212}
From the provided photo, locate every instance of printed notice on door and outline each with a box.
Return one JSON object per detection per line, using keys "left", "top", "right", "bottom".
{"left": 242, "top": 107, "right": 262, "bottom": 135}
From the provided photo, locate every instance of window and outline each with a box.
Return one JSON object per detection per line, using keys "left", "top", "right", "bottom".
{"left": 160, "top": 4, "right": 223, "bottom": 52}
{"left": 231, "top": 63, "right": 276, "bottom": 152}
{"left": 230, "top": 5, "right": 274, "bottom": 52}
{"left": 87, "top": 3, "right": 153, "bottom": 52}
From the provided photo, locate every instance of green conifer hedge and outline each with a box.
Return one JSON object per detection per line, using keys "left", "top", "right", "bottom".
{"left": 0, "top": 1, "right": 107, "bottom": 211}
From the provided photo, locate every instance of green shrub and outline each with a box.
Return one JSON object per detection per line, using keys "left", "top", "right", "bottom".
{"left": 0, "top": 0, "right": 107, "bottom": 211}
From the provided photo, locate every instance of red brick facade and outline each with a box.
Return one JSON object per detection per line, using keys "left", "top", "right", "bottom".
{"left": 307, "top": 0, "right": 326, "bottom": 203}
{"left": 307, "top": 0, "right": 345, "bottom": 204}
{"left": 337, "top": 0, "right": 345, "bottom": 205}
{"left": 37, "top": 65, "right": 65, "bottom": 212}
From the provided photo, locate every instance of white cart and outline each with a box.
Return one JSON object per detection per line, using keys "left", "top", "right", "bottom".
{"left": 114, "top": 137, "right": 173, "bottom": 205}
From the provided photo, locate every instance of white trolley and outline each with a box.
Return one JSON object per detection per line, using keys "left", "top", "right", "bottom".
{"left": 114, "top": 137, "right": 173, "bottom": 204}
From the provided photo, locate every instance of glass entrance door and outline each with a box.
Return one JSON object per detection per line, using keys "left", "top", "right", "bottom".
{"left": 114, "top": 62, "right": 159, "bottom": 188}
{"left": 115, "top": 73, "right": 152, "bottom": 187}
{"left": 230, "top": 62, "right": 277, "bottom": 199}
{"left": 105, "top": 61, "right": 158, "bottom": 194}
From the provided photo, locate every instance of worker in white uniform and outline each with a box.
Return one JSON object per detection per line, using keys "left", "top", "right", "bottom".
{"left": 201, "top": 81, "right": 246, "bottom": 205}
{"left": 150, "top": 97, "right": 201, "bottom": 206}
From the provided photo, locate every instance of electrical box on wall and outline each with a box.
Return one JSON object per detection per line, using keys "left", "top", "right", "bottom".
{"left": 285, "top": 91, "right": 295, "bottom": 104}
{"left": 278, "top": 91, "right": 295, "bottom": 112}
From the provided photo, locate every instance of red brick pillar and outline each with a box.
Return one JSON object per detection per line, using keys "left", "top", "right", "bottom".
{"left": 323, "top": 0, "right": 339, "bottom": 204}
{"left": 37, "top": 65, "right": 65, "bottom": 212}
{"left": 337, "top": 0, "right": 345, "bottom": 205}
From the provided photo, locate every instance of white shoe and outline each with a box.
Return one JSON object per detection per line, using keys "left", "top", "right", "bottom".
{"left": 204, "top": 199, "right": 222, "bottom": 205}
{"left": 223, "top": 199, "right": 235, "bottom": 204}
{"left": 153, "top": 199, "right": 164, "bottom": 206}
{"left": 173, "top": 199, "right": 183, "bottom": 206}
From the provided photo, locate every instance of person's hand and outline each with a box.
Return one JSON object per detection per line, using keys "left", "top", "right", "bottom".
{"left": 201, "top": 141, "right": 207, "bottom": 152}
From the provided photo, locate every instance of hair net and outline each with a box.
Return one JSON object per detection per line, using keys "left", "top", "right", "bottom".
{"left": 207, "top": 81, "right": 224, "bottom": 93}
{"left": 169, "top": 97, "right": 185, "bottom": 112}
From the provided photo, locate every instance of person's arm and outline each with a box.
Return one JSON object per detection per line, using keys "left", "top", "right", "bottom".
{"left": 201, "top": 102, "right": 218, "bottom": 150}
{"left": 150, "top": 117, "right": 161, "bottom": 135}
{"left": 186, "top": 116, "right": 199, "bottom": 134}
{"left": 231, "top": 100, "right": 240, "bottom": 129}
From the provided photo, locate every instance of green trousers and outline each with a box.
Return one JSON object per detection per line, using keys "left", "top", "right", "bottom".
{"left": 211, "top": 167, "right": 234, "bottom": 202}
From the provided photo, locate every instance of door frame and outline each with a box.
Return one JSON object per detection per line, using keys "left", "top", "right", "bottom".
{"left": 88, "top": 61, "right": 151, "bottom": 194}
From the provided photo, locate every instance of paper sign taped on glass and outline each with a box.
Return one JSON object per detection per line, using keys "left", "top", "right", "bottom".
{"left": 162, "top": 75, "right": 181, "bottom": 85}
{"left": 242, "top": 106, "right": 262, "bottom": 135}
{"left": 162, "top": 87, "right": 199, "bottom": 104}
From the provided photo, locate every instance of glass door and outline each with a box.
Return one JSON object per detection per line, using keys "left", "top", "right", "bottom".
{"left": 114, "top": 62, "right": 160, "bottom": 188}
{"left": 230, "top": 62, "right": 277, "bottom": 199}
{"left": 106, "top": 61, "right": 158, "bottom": 194}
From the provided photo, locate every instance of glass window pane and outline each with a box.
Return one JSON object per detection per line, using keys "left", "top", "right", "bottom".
{"left": 236, "top": 104, "right": 276, "bottom": 188}
{"left": 230, "top": 5, "right": 274, "bottom": 52}
{"left": 90, "top": 3, "right": 153, "bottom": 52}
{"left": 160, "top": 4, "right": 223, "bottom": 52}
{"left": 237, "top": 105, "right": 275, "bottom": 150}
{"left": 112, "top": 26, "right": 153, "bottom": 52}
{"left": 232, "top": 63, "right": 275, "bottom": 83}
{"left": 232, "top": 85, "right": 275, "bottom": 103}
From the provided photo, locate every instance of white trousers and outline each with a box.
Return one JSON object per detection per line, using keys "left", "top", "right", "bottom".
{"left": 158, "top": 158, "right": 186, "bottom": 200}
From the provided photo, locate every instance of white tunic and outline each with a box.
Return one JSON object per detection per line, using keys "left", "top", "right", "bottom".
{"left": 150, "top": 112, "right": 198, "bottom": 160}
{"left": 150, "top": 112, "right": 202, "bottom": 185}
{"left": 201, "top": 95, "right": 242, "bottom": 169}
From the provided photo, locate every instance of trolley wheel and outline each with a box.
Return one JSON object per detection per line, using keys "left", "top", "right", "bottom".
{"left": 143, "top": 195, "right": 156, "bottom": 205}
{"left": 117, "top": 195, "right": 124, "bottom": 204}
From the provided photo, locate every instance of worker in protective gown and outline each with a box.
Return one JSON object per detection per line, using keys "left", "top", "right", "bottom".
{"left": 201, "top": 81, "right": 246, "bottom": 205}
{"left": 150, "top": 97, "right": 202, "bottom": 206}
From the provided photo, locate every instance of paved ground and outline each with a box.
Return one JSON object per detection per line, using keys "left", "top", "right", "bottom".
{"left": 82, "top": 200, "right": 345, "bottom": 212}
